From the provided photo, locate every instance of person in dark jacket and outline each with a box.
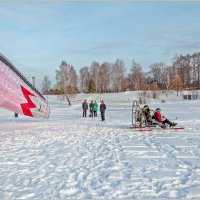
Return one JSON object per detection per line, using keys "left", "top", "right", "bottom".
{"left": 89, "top": 100, "right": 94, "bottom": 117}
{"left": 154, "top": 108, "right": 177, "bottom": 128}
{"left": 82, "top": 99, "right": 88, "bottom": 117}
{"left": 142, "top": 105, "right": 152, "bottom": 124}
{"left": 100, "top": 100, "right": 106, "bottom": 121}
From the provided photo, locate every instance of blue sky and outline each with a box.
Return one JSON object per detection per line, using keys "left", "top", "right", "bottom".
{"left": 1, "top": 2, "right": 200, "bottom": 88}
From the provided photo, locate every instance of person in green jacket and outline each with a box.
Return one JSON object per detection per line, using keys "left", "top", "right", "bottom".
{"left": 93, "top": 100, "right": 98, "bottom": 117}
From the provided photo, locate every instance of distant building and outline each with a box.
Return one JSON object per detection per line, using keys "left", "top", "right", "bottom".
{"left": 182, "top": 91, "right": 199, "bottom": 100}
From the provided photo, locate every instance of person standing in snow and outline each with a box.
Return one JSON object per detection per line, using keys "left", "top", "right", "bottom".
{"left": 154, "top": 108, "right": 177, "bottom": 128}
{"left": 89, "top": 100, "right": 94, "bottom": 117}
{"left": 82, "top": 99, "right": 88, "bottom": 117}
{"left": 100, "top": 100, "right": 106, "bottom": 121}
{"left": 93, "top": 100, "right": 98, "bottom": 117}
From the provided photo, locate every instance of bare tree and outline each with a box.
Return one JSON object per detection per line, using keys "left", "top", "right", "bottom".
{"left": 191, "top": 52, "right": 200, "bottom": 88}
{"left": 150, "top": 83, "right": 159, "bottom": 99}
{"left": 111, "top": 59, "right": 125, "bottom": 92}
{"left": 174, "top": 72, "right": 183, "bottom": 96}
{"left": 129, "top": 60, "right": 144, "bottom": 90}
{"left": 172, "top": 54, "right": 191, "bottom": 88}
{"left": 150, "top": 62, "right": 166, "bottom": 84}
{"left": 90, "top": 61, "right": 100, "bottom": 92}
{"left": 161, "top": 67, "right": 175, "bottom": 91}
{"left": 98, "top": 62, "right": 111, "bottom": 93}
{"left": 41, "top": 75, "right": 51, "bottom": 95}
{"left": 79, "top": 67, "right": 90, "bottom": 92}
{"left": 55, "top": 61, "right": 78, "bottom": 105}
{"left": 88, "top": 79, "right": 96, "bottom": 93}
{"left": 67, "top": 66, "right": 78, "bottom": 98}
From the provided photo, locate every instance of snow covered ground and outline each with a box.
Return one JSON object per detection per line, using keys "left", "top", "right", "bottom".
{"left": 1, "top": 91, "right": 200, "bottom": 199}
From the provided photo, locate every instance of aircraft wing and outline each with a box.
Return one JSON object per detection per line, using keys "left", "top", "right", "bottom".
{"left": 0, "top": 53, "right": 50, "bottom": 118}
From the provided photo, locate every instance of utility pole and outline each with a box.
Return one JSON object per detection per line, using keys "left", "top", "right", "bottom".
{"left": 176, "top": 69, "right": 178, "bottom": 97}
{"left": 99, "top": 84, "right": 102, "bottom": 101}
{"left": 192, "top": 77, "right": 195, "bottom": 100}
{"left": 32, "top": 76, "right": 35, "bottom": 87}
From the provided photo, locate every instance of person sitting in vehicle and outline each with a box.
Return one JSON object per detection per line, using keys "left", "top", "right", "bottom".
{"left": 142, "top": 105, "right": 153, "bottom": 124}
{"left": 154, "top": 108, "right": 177, "bottom": 128}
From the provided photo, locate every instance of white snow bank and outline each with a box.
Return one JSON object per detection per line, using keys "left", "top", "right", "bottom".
{"left": 0, "top": 91, "right": 200, "bottom": 199}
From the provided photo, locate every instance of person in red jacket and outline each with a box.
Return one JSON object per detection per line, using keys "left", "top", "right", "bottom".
{"left": 154, "top": 108, "right": 177, "bottom": 128}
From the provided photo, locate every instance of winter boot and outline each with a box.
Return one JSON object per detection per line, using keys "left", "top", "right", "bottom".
{"left": 170, "top": 122, "right": 177, "bottom": 127}
{"left": 172, "top": 122, "right": 177, "bottom": 127}
{"left": 161, "top": 124, "right": 167, "bottom": 129}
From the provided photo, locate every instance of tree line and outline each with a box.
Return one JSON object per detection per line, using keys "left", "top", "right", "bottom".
{"left": 42, "top": 51, "right": 200, "bottom": 98}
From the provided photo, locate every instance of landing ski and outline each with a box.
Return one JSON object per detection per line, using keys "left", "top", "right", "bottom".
{"left": 130, "top": 125, "right": 185, "bottom": 132}
{"left": 167, "top": 126, "right": 185, "bottom": 131}
{"left": 130, "top": 125, "right": 156, "bottom": 131}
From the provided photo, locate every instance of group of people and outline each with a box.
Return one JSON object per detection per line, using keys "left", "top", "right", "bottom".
{"left": 142, "top": 105, "right": 177, "bottom": 128}
{"left": 82, "top": 100, "right": 106, "bottom": 121}
{"left": 82, "top": 99, "right": 177, "bottom": 127}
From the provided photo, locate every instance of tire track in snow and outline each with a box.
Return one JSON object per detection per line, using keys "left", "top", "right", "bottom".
{"left": 81, "top": 125, "right": 125, "bottom": 199}
{"left": 108, "top": 129, "right": 135, "bottom": 198}
{"left": 137, "top": 132, "right": 200, "bottom": 199}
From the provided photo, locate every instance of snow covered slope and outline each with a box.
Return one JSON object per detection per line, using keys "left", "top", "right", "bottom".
{"left": 0, "top": 92, "right": 200, "bottom": 199}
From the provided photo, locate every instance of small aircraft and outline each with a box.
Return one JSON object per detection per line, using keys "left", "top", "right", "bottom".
{"left": 131, "top": 100, "right": 184, "bottom": 131}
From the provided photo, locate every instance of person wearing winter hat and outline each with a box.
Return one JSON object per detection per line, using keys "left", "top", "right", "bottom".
{"left": 82, "top": 99, "right": 88, "bottom": 117}
{"left": 100, "top": 100, "right": 106, "bottom": 121}
{"left": 142, "top": 105, "right": 152, "bottom": 124}
{"left": 154, "top": 108, "right": 177, "bottom": 128}
{"left": 89, "top": 100, "right": 94, "bottom": 117}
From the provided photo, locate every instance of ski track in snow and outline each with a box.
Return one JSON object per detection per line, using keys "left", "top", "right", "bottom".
{"left": 1, "top": 93, "right": 200, "bottom": 199}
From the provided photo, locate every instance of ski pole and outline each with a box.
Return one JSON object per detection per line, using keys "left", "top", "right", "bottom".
{"left": 169, "top": 117, "right": 178, "bottom": 120}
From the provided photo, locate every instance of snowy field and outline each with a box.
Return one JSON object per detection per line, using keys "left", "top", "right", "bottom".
{"left": 1, "top": 91, "right": 200, "bottom": 199}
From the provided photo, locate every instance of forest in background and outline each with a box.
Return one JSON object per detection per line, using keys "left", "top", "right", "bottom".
{"left": 41, "top": 51, "right": 200, "bottom": 104}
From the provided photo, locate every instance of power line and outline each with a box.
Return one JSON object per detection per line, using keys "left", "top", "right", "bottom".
{"left": 0, "top": 52, "right": 45, "bottom": 100}
{"left": 0, "top": 52, "right": 55, "bottom": 89}
{"left": 10, "top": 60, "right": 42, "bottom": 73}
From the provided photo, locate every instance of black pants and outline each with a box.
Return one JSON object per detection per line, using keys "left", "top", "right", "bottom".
{"left": 83, "top": 110, "right": 87, "bottom": 117}
{"left": 163, "top": 119, "right": 173, "bottom": 126}
{"left": 90, "top": 110, "right": 93, "bottom": 117}
{"left": 101, "top": 112, "right": 105, "bottom": 121}
{"left": 94, "top": 111, "right": 97, "bottom": 117}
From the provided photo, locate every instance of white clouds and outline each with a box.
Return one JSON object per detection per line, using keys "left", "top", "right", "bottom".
{"left": 1, "top": 2, "right": 200, "bottom": 83}
{"left": 66, "top": 41, "right": 128, "bottom": 55}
